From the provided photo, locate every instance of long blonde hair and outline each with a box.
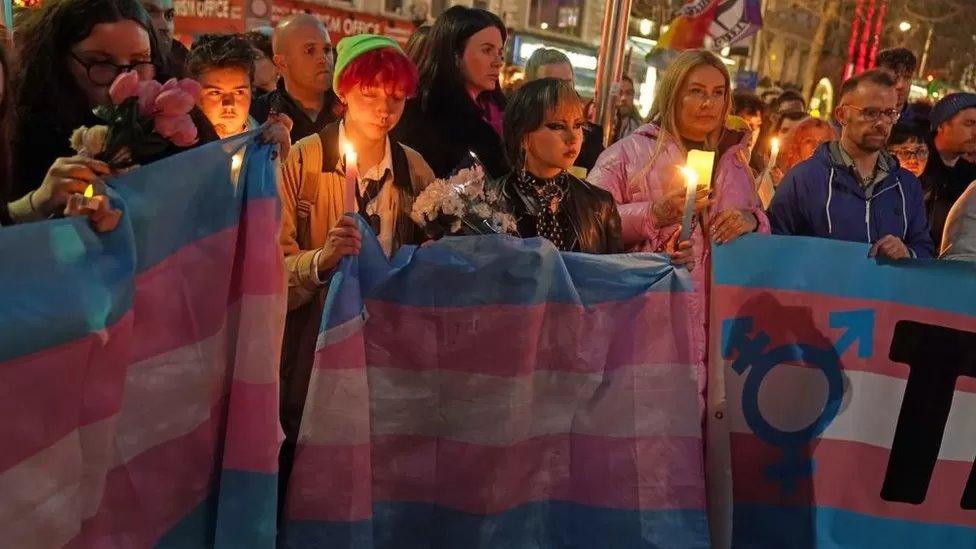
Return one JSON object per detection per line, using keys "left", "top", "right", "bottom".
{"left": 648, "top": 50, "right": 732, "bottom": 153}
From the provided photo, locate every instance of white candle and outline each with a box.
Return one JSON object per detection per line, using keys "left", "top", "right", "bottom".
{"left": 343, "top": 142, "right": 358, "bottom": 214}
{"left": 679, "top": 166, "right": 698, "bottom": 243}
{"left": 768, "top": 137, "right": 781, "bottom": 169}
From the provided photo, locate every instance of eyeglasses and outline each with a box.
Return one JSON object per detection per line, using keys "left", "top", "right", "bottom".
{"left": 70, "top": 51, "right": 157, "bottom": 87}
{"left": 890, "top": 146, "right": 929, "bottom": 160}
{"left": 844, "top": 105, "right": 900, "bottom": 123}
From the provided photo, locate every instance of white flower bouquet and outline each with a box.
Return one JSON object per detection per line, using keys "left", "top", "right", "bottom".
{"left": 411, "top": 164, "right": 518, "bottom": 238}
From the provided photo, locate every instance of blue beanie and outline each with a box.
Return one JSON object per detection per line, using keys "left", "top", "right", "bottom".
{"left": 930, "top": 93, "right": 976, "bottom": 132}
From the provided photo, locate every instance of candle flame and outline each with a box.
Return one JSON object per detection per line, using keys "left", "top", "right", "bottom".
{"left": 770, "top": 137, "right": 780, "bottom": 157}
{"left": 343, "top": 142, "right": 357, "bottom": 164}
{"left": 679, "top": 166, "right": 698, "bottom": 189}
{"left": 83, "top": 184, "right": 94, "bottom": 198}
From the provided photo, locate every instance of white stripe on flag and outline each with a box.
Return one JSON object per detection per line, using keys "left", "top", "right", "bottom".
{"left": 301, "top": 364, "right": 702, "bottom": 446}
{"left": 727, "top": 365, "right": 976, "bottom": 461}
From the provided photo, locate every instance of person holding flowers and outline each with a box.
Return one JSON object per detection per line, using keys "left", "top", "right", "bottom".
{"left": 11, "top": 0, "right": 165, "bottom": 215}
{"left": 277, "top": 34, "right": 434, "bottom": 487}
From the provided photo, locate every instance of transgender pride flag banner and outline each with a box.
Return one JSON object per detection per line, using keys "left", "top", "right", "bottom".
{"left": 281, "top": 224, "right": 710, "bottom": 548}
{"left": 0, "top": 134, "right": 284, "bottom": 548}
{"left": 712, "top": 235, "right": 976, "bottom": 548}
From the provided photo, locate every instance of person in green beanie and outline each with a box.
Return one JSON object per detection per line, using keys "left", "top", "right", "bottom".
{"left": 276, "top": 34, "right": 434, "bottom": 499}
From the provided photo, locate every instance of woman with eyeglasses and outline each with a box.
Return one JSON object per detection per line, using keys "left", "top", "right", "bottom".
{"left": 886, "top": 123, "right": 929, "bottom": 178}
{"left": 8, "top": 0, "right": 167, "bottom": 223}
{"left": 587, "top": 50, "right": 769, "bottom": 414}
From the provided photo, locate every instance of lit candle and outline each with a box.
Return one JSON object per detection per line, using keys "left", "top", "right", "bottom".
{"left": 686, "top": 149, "right": 715, "bottom": 191}
{"left": 768, "top": 137, "right": 781, "bottom": 169}
{"left": 679, "top": 166, "right": 699, "bottom": 243}
{"left": 343, "top": 142, "right": 358, "bottom": 214}
{"left": 83, "top": 184, "right": 94, "bottom": 198}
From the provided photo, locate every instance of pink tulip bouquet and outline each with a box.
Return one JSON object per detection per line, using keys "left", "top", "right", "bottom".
{"left": 70, "top": 71, "right": 202, "bottom": 167}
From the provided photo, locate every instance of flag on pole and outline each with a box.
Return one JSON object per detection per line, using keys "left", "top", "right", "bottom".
{"left": 280, "top": 224, "right": 711, "bottom": 548}
{"left": 658, "top": 0, "right": 763, "bottom": 51}
{"left": 0, "top": 134, "right": 285, "bottom": 548}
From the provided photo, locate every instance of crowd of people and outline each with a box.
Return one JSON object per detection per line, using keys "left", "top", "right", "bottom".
{"left": 0, "top": 0, "right": 974, "bottom": 502}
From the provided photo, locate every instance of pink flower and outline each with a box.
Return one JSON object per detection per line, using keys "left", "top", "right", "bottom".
{"left": 155, "top": 113, "right": 198, "bottom": 147}
{"left": 108, "top": 71, "right": 140, "bottom": 105}
{"left": 137, "top": 80, "right": 163, "bottom": 117}
{"left": 178, "top": 78, "right": 202, "bottom": 98}
{"left": 155, "top": 89, "right": 196, "bottom": 117}
{"left": 160, "top": 78, "right": 179, "bottom": 92}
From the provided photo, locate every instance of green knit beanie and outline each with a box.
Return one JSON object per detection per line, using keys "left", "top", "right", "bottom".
{"left": 333, "top": 34, "right": 404, "bottom": 91}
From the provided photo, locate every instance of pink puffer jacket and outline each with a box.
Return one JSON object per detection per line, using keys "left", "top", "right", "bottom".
{"left": 587, "top": 123, "right": 770, "bottom": 408}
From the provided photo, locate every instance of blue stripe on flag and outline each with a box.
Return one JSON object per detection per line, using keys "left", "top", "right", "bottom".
{"left": 157, "top": 470, "right": 278, "bottom": 549}
{"left": 111, "top": 133, "right": 277, "bottom": 273}
{"left": 713, "top": 234, "right": 976, "bottom": 316}
{"left": 0, "top": 215, "right": 135, "bottom": 363}
{"left": 732, "top": 503, "right": 976, "bottom": 548}
{"left": 319, "top": 216, "right": 692, "bottom": 338}
{"left": 282, "top": 501, "right": 709, "bottom": 549}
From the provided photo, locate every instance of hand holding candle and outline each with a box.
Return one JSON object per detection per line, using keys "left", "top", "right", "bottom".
{"left": 343, "top": 142, "right": 359, "bottom": 214}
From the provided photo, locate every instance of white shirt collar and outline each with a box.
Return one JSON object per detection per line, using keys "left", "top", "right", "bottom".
{"left": 338, "top": 121, "right": 393, "bottom": 192}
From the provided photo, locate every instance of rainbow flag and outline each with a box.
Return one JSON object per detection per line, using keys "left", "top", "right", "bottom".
{"left": 712, "top": 235, "right": 976, "bottom": 547}
{"left": 658, "top": 0, "right": 763, "bottom": 51}
{"left": 281, "top": 225, "right": 710, "bottom": 548}
{"left": 0, "top": 134, "right": 285, "bottom": 548}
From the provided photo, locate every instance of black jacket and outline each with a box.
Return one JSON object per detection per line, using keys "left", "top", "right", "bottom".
{"left": 920, "top": 147, "right": 976, "bottom": 245}
{"left": 250, "top": 80, "right": 342, "bottom": 142}
{"left": 490, "top": 172, "right": 622, "bottom": 254}
{"left": 391, "top": 91, "right": 509, "bottom": 180}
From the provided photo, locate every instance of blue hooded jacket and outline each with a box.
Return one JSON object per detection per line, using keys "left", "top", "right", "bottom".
{"left": 769, "top": 142, "right": 935, "bottom": 258}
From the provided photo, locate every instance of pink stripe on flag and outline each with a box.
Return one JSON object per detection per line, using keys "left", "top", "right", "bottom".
{"left": 0, "top": 312, "right": 132, "bottom": 474}
{"left": 221, "top": 380, "right": 282, "bottom": 473}
{"left": 352, "top": 293, "right": 695, "bottom": 376}
{"left": 731, "top": 433, "right": 976, "bottom": 528}
{"left": 715, "top": 286, "right": 976, "bottom": 390}
{"left": 66, "top": 399, "right": 228, "bottom": 549}
{"left": 288, "top": 434, "right": 705, "bottom": 521}
{"left": 132, "top": 202, "right": 283, "bottom": 365}
{"left": 286, "top": 443, "right": 372, "bottom": 522}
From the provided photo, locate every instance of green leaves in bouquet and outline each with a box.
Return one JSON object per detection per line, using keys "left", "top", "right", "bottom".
{"left": 93, "top": 97, "right": 170, "bottom": 166}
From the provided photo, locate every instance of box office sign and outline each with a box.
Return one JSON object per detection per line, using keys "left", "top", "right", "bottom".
{"left": 175, "top": 0, "right": 246, "bottom": 34}
{"left": 270, "top": 0, "right": 413, "bottom": 46}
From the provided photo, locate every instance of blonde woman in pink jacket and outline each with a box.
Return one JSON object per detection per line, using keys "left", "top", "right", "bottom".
{"left": 588, "top": 50, "right": 770, "bottom": 408}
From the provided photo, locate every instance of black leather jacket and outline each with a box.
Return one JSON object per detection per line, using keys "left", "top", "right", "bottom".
{"left": 490, "top": 172, "right": 623, "bottom": 254}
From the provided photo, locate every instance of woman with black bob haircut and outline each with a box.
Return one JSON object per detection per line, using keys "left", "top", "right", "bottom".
{"left": 489, "top": 78, "right": 621, "bottom": 254}
{"left": 391, "top": 5, "right": 509, "bottom": 179}
{"left": 11, "top": 0, "right": 165, "bottom": 212}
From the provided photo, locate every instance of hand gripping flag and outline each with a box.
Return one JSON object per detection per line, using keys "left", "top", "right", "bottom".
{"left": 0, "top": 133, "right": 285, "bottom": 548}
{"left": 280, "top": 219, "right": 711, "bottom": 548}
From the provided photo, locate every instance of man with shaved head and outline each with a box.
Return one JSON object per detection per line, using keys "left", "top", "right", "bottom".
{"left": 251, "top": 14, "right": 342, "bottom": 141}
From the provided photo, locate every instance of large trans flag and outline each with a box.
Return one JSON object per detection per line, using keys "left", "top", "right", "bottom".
{"left": 0, "top": 134, "right": 284, "bottom": 548}
{"left": 281, "top": 222, "right": 711, "bottom": 548}
{"left": 712, "top": 235, "right": 976, "bottom": 548}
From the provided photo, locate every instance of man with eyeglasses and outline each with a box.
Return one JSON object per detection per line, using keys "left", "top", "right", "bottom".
{"left": 141, "top": 0, "right": 189, "bottom": 79}
{"left": 250, "top": 14, "right": 342, "bottom": 143}
{"left": 769, "top": 70, "right": 934, "bottom": 259}
{"left": 920, "top": 93, "right": 976, "bottom": 247}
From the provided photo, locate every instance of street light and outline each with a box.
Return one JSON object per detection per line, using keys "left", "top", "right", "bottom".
{"left": 898, "top": 21, "right": 912, "bottom": 32}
